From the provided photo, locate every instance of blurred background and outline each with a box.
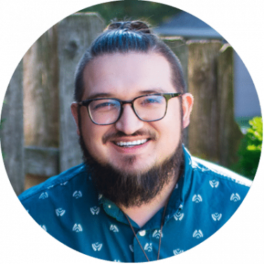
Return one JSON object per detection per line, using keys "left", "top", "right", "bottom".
{"left": 0, "top": 0, "right": 262, "bottom": 196}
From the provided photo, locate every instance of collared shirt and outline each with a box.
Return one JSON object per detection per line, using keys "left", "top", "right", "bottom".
{"left": 19, "top": 147, "right": 251, "bottom": 262}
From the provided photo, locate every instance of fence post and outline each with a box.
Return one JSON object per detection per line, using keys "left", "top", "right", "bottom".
{"left": 1, "top": 61, "right": 24, "bottom": 195}
{"left": 187, "top": 40, "right": 243, "bottom": 167}
{"left": 187, "top": 40, "right": 222, "bottom": 162}
{"left": 58, "top": 13, "right": 105, "bottom": 171}
{"left": 23, "top": 26, "right": 59, "bottom": 148}
{"left": 217, "top": 44, "right": 243, "bottom": 167}
{"left": 23, "top": 25, "right": 60, "bottom": 189}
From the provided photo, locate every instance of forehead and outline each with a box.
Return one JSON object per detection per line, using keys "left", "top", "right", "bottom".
{"left": 82, "top": 52, "right": 175, "bottom": 100}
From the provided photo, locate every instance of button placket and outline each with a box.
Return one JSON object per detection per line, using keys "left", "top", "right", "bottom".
{"left": 133, "top": 230, "right": 149, "bottom": 262}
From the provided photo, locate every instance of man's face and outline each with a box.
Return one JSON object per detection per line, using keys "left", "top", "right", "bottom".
{"left": 72, "top": 52, "right": 192, "bottom": 177}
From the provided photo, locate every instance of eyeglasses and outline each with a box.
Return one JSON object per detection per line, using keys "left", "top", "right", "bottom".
{"left": 78, "top": 93, "right": 183, "bottom": 125}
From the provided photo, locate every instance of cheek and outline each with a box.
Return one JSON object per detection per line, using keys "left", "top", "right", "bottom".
{"left": 80, "top": 109, "right": 104, "bottom": 152}
{"left": 150, "top": 121, "right": 180, "bottom": 164}
{"left": 155, "top": 105, "right": 182, "bottom": 152}
{"left": 82, "top": 123, "right": 117, "bottom": 164}
{"left": 85, "top": 127, "right": 100, "bottom": 145}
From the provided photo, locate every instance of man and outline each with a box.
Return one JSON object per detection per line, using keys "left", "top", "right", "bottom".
{"left": 19, "top": 21, "right": 251, "bottom": 262}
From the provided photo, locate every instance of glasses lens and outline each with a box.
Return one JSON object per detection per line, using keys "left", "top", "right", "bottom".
{"left": 88, "top": 99, "right": 120, "bottom": 124}
{"left": 134, "top": 95, "right": 166, "bottom": 121}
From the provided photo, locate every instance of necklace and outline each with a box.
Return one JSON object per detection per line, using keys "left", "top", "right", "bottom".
{"left": 123, "top": 199, "right": 169, "bottom": 262}
{"left": 122, "top": 166, "right": 183, "bottom": 261}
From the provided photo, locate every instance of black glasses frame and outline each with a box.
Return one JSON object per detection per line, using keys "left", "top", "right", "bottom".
{"left": 78, "top": 93, "right": 183, "bottom": 125}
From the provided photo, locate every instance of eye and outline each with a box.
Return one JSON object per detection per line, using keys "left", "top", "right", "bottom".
{"left": 140, "top": 96, "right": 163, "bottom": 106}
{"left": 91, "top": 100, "right": 120, "bottom": 111}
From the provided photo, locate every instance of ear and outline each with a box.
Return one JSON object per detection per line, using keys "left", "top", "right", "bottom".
{"left": 71, "top": 102, "right": 80, "bottom": 136}
{"left": 181, "top": 93, "right": 194, "bottom": 129}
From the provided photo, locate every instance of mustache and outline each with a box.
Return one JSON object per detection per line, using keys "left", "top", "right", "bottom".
{"left": 102, "top": 130, "right": 157, "bottom": 144}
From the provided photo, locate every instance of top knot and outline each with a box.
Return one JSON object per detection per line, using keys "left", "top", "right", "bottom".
{"left": 106, "top": 20, "right": 151, "bottom": 34}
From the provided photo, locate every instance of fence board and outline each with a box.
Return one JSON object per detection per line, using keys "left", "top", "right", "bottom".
{"left": 24, "top": 146, "right": 59, "bottom": 176}
{"left": 217, "top": 44, "right": 243, "bottom": 167}
{"left": 58, "top": 13, "right": 105, "bottom": 171}
{"left": 23, "top": 25, "right": 60, "bottom": 188}
{"left": 23, "top": 26, "right": 59, "bottom": 147}
{"left": 1, "top": 61, "right": 24, "bottom": 195}
{"left": 187, "top": 40, "right": 222, "bottom": 162}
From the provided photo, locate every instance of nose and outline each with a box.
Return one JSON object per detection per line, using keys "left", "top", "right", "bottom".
{"left": 115, "top": 104, "right": 144, "bottom": 135}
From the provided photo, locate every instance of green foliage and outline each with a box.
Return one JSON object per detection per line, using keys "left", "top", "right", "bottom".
{"left": 79, "top": 1, "right": 180, "bottom": 26}
{"left": 233, "top": 117, "right": 262, "bottom": 179}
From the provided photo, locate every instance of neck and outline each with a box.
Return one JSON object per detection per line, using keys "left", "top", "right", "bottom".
{"left": 119, "top": 172, "right": 179, "bottom": 227}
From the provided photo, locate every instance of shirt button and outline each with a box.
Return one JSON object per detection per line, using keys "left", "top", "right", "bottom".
{"left": 108, "top": 205, "right": 111, "bottom": 208}
{"left": 139, "top": 230, "right": 146, "bottom": 236}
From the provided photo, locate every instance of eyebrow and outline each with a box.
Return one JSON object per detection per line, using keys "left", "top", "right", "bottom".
{"left": 85, "top": 88, "right": 167, "bottom": 100}
{"left": 85, "top": 93, "right": 114, "bottom": 100}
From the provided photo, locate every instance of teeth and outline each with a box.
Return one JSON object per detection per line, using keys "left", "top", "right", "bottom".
{"left": 116, "top": 139, "right": 148, "bottom": 147}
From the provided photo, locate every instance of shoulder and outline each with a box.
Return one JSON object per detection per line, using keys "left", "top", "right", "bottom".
{"left": 191, "top": 156, "right": 252, "bottom": 188}
{"left": 182, "top": 146, "right": 252, "bottom": 200}
{"left": 19, "top": 163, "right": 90, "bottom": 203}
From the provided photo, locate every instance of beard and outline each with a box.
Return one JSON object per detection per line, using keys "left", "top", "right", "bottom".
{"left": 78, "top": 111, "right": 184, "bottom": 208}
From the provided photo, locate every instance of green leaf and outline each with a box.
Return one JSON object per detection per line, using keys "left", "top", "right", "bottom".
{"left": 232, "top": 116, "right": 262, "bottom": 179}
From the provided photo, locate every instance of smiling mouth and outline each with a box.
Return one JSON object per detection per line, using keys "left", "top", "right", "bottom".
{"left": 114, "top": 139, "right": 149, "bottom": 147}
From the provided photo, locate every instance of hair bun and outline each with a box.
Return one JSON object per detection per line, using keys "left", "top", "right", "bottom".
{"left": 106, "top": 20, "right": 151, "bottom": 34}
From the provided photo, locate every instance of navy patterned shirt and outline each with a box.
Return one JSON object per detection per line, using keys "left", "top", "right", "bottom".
{"left": 19, "top": 147, "right": 251, "bottom": 262}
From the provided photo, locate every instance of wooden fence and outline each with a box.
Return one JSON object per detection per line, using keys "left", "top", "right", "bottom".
{"left": 0, "top": 13, "right": 243, "bottom": 195}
